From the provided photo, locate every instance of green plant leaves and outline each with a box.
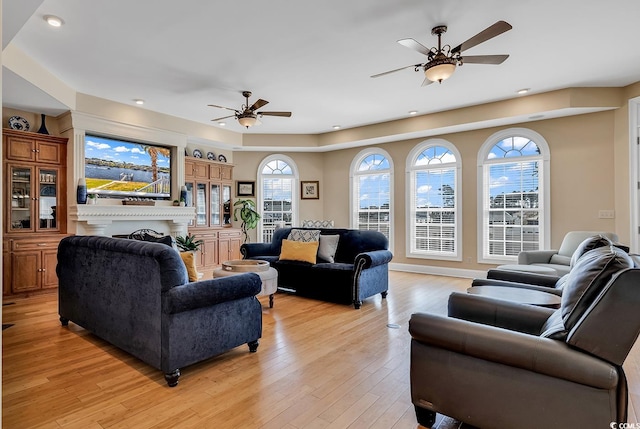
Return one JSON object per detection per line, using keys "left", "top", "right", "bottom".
{"left": 175, "top": 233, "right": 204, "bottom": 252}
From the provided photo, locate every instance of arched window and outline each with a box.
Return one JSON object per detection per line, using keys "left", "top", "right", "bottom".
{"left": 258, "top": 155, "right": 298, "bottom": 242}
{"left": 478, "top": 128, "right": 550, "bottom": 262}
{"left": 350, "top": 149, "right": 393, "bottom": 243}
{"left": 407, "top": 140, "right": 461, "bottom": 260}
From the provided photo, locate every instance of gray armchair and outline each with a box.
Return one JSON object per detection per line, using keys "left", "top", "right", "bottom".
{"left": 410, "top": 245, "right": 639, "bottom": 428}
{"left": 517, "top": 230, "right": 618, "bottom": 275}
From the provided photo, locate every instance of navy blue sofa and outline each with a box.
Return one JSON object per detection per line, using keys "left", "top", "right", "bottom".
{"left": 57, "top": 235, "right": 263, "bottom": 387}
{"left": 241, "top": 227, "right": 393, "bottom": 309}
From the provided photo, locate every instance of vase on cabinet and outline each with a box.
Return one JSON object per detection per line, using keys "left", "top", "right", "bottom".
{"left": 76, "top": 178, "right": 87, "bottom": 204}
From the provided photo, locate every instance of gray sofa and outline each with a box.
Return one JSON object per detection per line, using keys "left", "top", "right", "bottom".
{"left": 57, "top": 235, "right": 263, "bottom": 387}
{"left": 241, "top": 227, "right": 393, "bottom": 309}
{"left": 410, "top": 245, "right": 640, "bottom": 428}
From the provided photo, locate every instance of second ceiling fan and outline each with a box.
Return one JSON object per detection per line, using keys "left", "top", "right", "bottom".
{"left": 209, "top": 91, "right": 292, "bottom": 128}
{"left": 372, "top": 20, "right": 512, "bottom": 86}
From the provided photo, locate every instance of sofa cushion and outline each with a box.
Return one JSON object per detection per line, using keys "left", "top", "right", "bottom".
{"left": 280, "top": 239, "right": 319, "bottom": 264}
{"left": 549, "top": 254, "right": 571, "bottom": 266}
{"left": 317, "top": 235, "right": 340, "bottom": 263}
{"left": 288, "top": 229, "right": 320, "bottom": 242}
{"left": 179, "top": 251, "right": 199, "bottom": 282}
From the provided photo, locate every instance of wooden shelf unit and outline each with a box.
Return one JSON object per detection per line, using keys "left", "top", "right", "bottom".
{"left": 3, "top": 128, "right": 69, "bottom": 296}
{"left": 184, "top": 157, "right": 242, "bottom": 278}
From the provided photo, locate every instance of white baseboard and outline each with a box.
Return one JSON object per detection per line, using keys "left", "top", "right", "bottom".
{"left": 389, "top": 262, "right": 487, "bottom": 280}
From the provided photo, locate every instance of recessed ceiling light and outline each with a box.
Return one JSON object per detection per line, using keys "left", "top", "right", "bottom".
{"left": 44, "top": 15, "right": 64, "bottom": 27}
{"left": 408, "top": 111, "right": 418, "bottom": 115}
{"left": 134, "top": 99, "right": 144, "bottom": 105}
{"left": 517, "top": 88, "right": 530, "bottom": 95}
{"left": 332, "top": 125, "right": 341, "bottom": 130}
{"left": 218, "top": 122, "right": 226, "bottom": 127}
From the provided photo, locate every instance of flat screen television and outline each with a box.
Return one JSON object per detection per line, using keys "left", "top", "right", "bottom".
{"left": 84, "top": 134, "right": 171, "bottom": 200}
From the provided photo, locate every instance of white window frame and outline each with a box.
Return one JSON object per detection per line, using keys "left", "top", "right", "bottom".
{"left": 257, "top": 154, "right": 299, "bottom": 243}
{"left": 349, "top": 148, "right": 394, "bottom": 250}
{"left": 406, "top": 139, "right": 462, "bottom": 261}
{"left": 477, "top": 128, "right": 550, "bottom": 264}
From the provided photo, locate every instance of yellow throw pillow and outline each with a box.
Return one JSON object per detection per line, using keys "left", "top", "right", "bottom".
{"left": 179, "top": 251, "right": 199, "bottom": 282}
{"left": 279, "top": 239, "right": 319, "bottom": 264}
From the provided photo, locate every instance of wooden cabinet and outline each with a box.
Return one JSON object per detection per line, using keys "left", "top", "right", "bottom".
{"left": 3, "top": 129, "right": 68, "bottom": 296}
{"left": 218, "top": 229, "right": 242, "bottom": 262}
{"left": 185, "top": 157, "right": 233, "bottom": 229}
{"left": 4, "top": 235, "right": 66, "bottom": 294}
{"left": 185, "top": 156, "right": 242, "bottom": 275}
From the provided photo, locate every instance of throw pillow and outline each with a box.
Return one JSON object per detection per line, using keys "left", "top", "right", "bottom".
{"left": 288, "top": 229, "right": 320, "bottom": 242}
{"left": 179, "top": 251, "right": 199, "bottom": 282}
{"left": 279, "top": 239, "right": 319, "bottom": 264}
{"left": 317, "top": 234, "right": 340, "bottom": 263}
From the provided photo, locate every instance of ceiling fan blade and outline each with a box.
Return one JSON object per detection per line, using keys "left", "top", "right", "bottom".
{"left": 451, "top": 20, "right": 512, "bottom": 54}
{"left": 207, "top": 104, "right": 237, "bottom": 112}
{"left": 249, "top": 99, "right": 269, "bottom": 111}
{"left": 371, "top": 64, "right": 421, "bottom": 78}
{"left": 462, "top": 54, "right": 509, "bottom": 64}
{"left": 258, "top": 111, "right": 292, "bottom": 117}
{"left": 398, "top": 38, "right": 431, "bottom": 56}
{"left": 211, "top": 114, "right": 235, "bottom": 121}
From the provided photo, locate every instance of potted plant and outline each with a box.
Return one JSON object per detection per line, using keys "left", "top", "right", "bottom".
{"left": 87, "top": 193, "right": 97, "bottom": 205}
{"left": 179, "top": 197, "right": 186, "bottom": 207}
{"left": 172, "top": 199, "right": 180, "bottom": 206}
{"left": 233, "top": 199, "right": 261, "bottom": 243}
{"left": 175, "top": 233, "right": 204, "bottom": 252}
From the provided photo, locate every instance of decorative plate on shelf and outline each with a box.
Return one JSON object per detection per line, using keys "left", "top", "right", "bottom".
{"left": 8, "top": 116, "right": 30, "bottom": 131}
{"left": 192, "top": 149, "right": 203, "bottom": 158}
{"left": 218, "top": 154, "right": 227, "bottom": 163}
{"left": 207, "top": 151, "right": 216, "bottom": 160}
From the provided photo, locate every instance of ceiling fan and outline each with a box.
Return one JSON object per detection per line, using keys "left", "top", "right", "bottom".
{"left": 209, "top": 91, "right": 292, "bottom": 128}
{"left": 371, "top": 20, "right": 512, "bottom": 86}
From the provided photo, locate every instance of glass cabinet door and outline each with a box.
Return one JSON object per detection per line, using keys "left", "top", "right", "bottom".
{"left": 185, "top": 183, "right": 194, "bottom": 226}
{"left": 223, "top": 184, "right": 231, "bottom": 225}
{"left": 37, "top": 168, "right": 58, "bottom": 231}
{"left": 10, "top": 166, "right": 32, "bottom": 232}
{"left": 210, "top": 183, "right": 220, "bottom": 226}
{"left": 196, "top": 183, "right": 207, "bottom": 226}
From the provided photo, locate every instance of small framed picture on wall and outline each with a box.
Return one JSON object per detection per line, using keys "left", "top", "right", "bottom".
{"left": 301, "top": 181, "right": 320, "bottom": 199}
{"left": 236, "top": 181, "right": 255, "bottom": 197}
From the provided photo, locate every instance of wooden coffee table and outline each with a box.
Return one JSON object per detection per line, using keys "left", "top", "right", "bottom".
{"left": 467, "top": 285, "right": 561, "bottom": 308}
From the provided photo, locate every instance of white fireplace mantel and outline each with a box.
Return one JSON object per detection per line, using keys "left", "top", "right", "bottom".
{"left": 70, "top": 205, "right": 195, "bottom": 236}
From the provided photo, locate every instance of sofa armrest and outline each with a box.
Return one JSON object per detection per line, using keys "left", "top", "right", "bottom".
{"left": 486, "top": 269, "right": 561, "bottom": 287}
{"left": 518, "top": 249, "right": 557, "bottom": 265}
{"left": 241, "top": 242, "right": 278, "bottom": 259}
{"left": 471, "top": 278, "right": 562, "bottom": 296}
{"left": 163, "top": 272, "right": 261, "bottom": 314}
{"left": 355, "top": 250, "right": 393, "bottom": 269}
{"left": 447, "top": 292, "right": 555, "bottom": 334}
{"left": 409, "top": 312, "right": 618, "bottom": 389}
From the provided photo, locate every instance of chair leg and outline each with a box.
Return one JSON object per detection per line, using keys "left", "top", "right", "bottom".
{"left": 414, "top": 405, "right": 436, "bottom": 428}
{"left": 164, "top": 369, "right": 180, "bottom": 387}
{"left": 248, "top": 340, "right": 259, "bottom": 352}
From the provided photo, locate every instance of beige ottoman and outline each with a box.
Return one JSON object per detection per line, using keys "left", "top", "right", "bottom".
{"left": 213, "top": 260, "right": 278, "bottom": 308}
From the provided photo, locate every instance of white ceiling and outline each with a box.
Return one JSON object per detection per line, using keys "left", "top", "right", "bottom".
{"left": 3, "top": 0, "right": 640, "bottom": 135}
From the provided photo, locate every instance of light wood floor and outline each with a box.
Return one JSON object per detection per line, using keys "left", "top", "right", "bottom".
{"left": 3, "top": 271, "right": 640, "bottom": 429}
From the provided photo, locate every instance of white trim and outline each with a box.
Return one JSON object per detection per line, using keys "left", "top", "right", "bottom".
{"left": 349, "top": 147, "right": 394, "bottom": 251}
{"left": 257, "top": 154, "right": 299, "bottom": 242}
{"left": 389, "top": 262, "right": 487, "bottom": 280}
{"left": 629, "top": 96, "right": 640, "bottom": 253}
{"left": 477, "top": 128, "right": 551, "bottom": 264}
{"left": 405, "top": 139, "right": 462, "bottom": 261}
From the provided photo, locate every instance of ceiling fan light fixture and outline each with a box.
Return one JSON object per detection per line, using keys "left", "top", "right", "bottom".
{"left": 237, "top": 113, "right": 258, "bottom": 128}
{"left": 424, "top": 56, "right": 457, "bottom": 83}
